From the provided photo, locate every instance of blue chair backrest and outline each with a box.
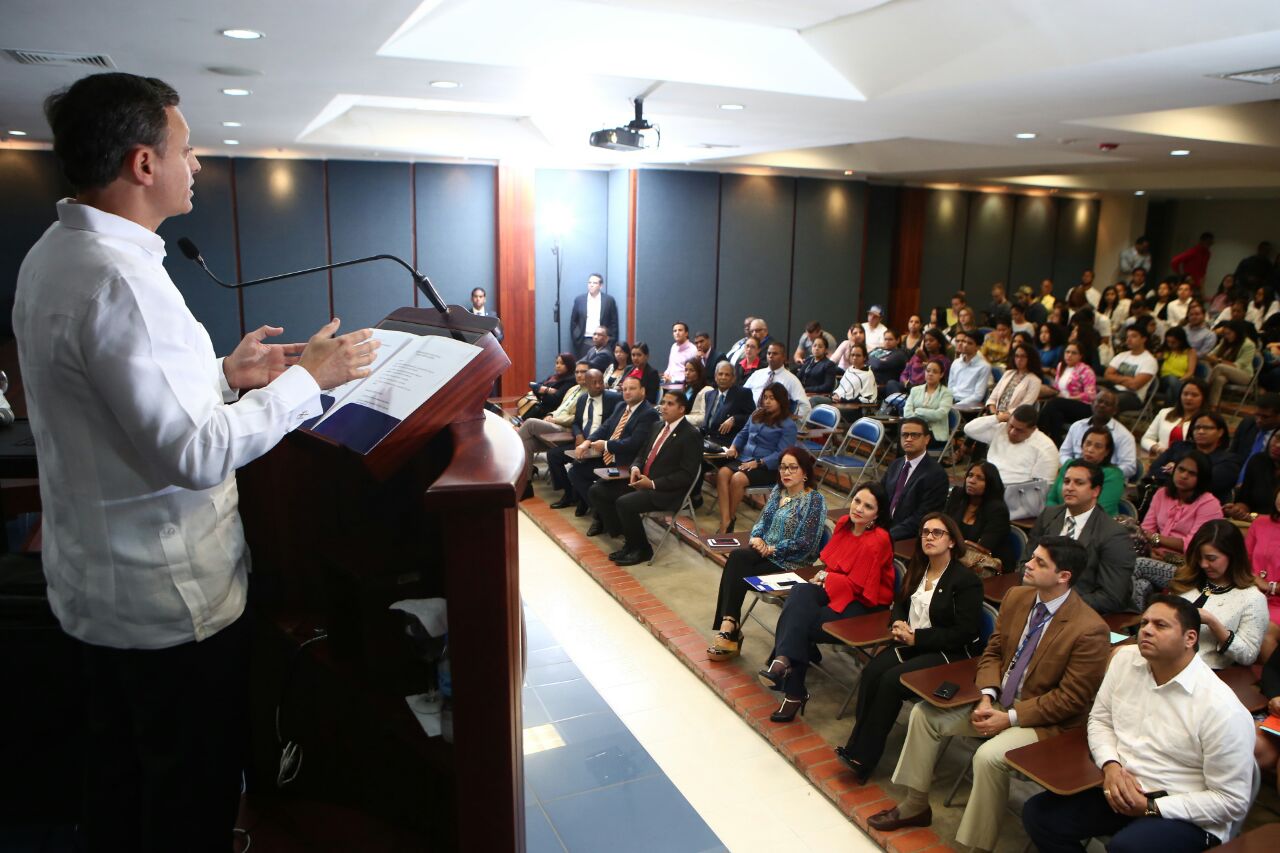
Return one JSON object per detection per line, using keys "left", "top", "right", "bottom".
{"left": 990, "top": 365, "right": 1004, "bottom": 384}
{"left": 1005, "top": 528, "right": 1026, "bottom": 566}
{"left": 947, "top": 408, "right": 961, "bottom": 434}
{"left": 1116, "top": 499, "right": 1138, "bottom": 519}
{"left": 893, "top": 557, "right": 907, "bottom": 599}
{"left": 818, "top": 524, "right": 832, "bottom": 552}
{"left": 807, "top": 404, "right": 840, "bottom": 431}
{"left": 978, "top": 603, "right": 999, "bottom": 651}
{"left": 849, "top": 417, "right": 883, "bottom": 448}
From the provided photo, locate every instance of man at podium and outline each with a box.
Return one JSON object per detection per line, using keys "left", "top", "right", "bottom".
{"left": 13, "top": 72, "right": 377, "bottom": 852}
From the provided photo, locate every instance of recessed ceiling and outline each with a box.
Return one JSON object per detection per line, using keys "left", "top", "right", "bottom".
{"left": 3, "top": 0, "right": 1280, "bottom": 194}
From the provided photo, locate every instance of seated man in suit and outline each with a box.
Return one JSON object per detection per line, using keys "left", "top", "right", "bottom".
{"left": 565, "top": 376, "right": 658, "bottom": 516}
{"left": 1025, "top": 460, "right": 1136, "bottom": 614}
{"left": 882, "top": 417, "right": 949, "bottom": 541}
{"left": 689, "top": 361, "right": 755, "bottom": 446}
{"left": 1023, "top": 594, "right": 1256, "bottom": 853}
{"left": 1228, "top": 391, "right": 1280, "bottom": 474}
{"left": 581, "top": 325, "right": 615, "bottom": 373}
{"left": 869, "top": 537, "right": 1110, "bottom": 853}
{"left": 692, "top": 330, "right": 727, "bottom": 374}
{"left": 547, "top": 369, "right": 619, "bottom": 508}
{"left": 587, "top": 390, "right": 703, "bottom": 565}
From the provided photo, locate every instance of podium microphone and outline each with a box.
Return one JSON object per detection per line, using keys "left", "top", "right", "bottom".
{"left": 176, "top": 237, "right": 452, "bottom": 319}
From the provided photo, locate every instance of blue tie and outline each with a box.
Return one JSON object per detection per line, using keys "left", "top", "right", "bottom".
{"left": 708, "top": 391, "right": 724, "bottom": 429}
{"left": 585, "top": 398, "right": 595, "bottom": 434}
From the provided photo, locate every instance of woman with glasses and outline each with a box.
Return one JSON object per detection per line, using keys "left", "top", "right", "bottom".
{"left": 1149, "top": 411, "right": 1242, "bottom": 502}
{"left": 754, "top": 483, "right": 894, "bottom": 722}
{"left": 1171, "top": 520, "right": 1269, "bottom": 669}
{"left": 708, "top": 447, "right": 826, "bottom": 659}
{"left": 984, "top": 344, "right": 1043, "bottom": 421}
{"left": 833, "top": 512, "right": 983, "bottom": 783}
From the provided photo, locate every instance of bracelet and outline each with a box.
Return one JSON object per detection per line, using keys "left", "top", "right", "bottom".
{"left": 1218, "top": 629, "right": 1236, "bottom": 654}
{"left": 1270, "top": 581, "right": 1277, "bottom": 597}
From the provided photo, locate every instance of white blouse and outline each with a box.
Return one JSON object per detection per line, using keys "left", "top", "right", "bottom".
{"left": 1178, "top": 585, "right": 1270, "bottom": 669}
{"left": 1140, "top": 407, "right": 1189, "bottom": 453}
{"left": 909, "top": 572, "right": 939, "bottom": 629}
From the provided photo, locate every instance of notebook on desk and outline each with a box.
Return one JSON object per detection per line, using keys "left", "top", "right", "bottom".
{"left": 744, "top": 572, "right": 809, "bottom": 592}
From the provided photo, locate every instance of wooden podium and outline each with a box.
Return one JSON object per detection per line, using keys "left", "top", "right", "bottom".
{"left": 237, "top": 307, "right": 525, "bottom": 851}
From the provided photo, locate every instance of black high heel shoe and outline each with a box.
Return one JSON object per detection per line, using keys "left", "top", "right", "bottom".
{"left": 770, "top": 692, "right": 809, "bottom": 723}
{"left": 834, "top": 746, "right": 871, "bottom": 784}
{"left": 757, "top": 658, "right": 790, "bottom": 691}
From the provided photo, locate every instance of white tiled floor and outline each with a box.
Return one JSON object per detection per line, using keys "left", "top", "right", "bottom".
{"left": 518, "top": 513, "right": 880, "bottom": 853}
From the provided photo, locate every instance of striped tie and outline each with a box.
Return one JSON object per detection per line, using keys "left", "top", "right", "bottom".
{"left": 602, "top": 406, "right": 633, "bottom": 465}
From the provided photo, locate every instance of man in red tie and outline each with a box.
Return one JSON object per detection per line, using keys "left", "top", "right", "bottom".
{"left": 588, "top": 390, "right": 704, "bottom": 565}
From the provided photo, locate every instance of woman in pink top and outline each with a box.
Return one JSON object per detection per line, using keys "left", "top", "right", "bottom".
{"left": 1244, "top": 481, "right": 1280, "bottom": 660}
{"left": 1131, "top": 449, "right": 1225, "bottom": 609}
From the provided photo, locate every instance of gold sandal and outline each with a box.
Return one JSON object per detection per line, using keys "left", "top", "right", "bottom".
{"left": 706, "top": 618, "right": 742, "bottom": 660}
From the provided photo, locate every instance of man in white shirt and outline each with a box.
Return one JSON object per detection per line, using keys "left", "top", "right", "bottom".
{"left": 1023, "top": 594, "right": 1256, "bottom": 852}
{"left": 861, "top": 306, "right": 888, "bottom": 351}
{"left": 660, "top": 321, "right": 699, "bottom": 387}
{"left": 743, "top": 341, "right": 811, "bottom": 420}
{"left": 1104, "top": 327, "right": 1158, "bottom": 412}
{"left": 15, "top": 73, "right": 375, "bottom": 850}
{"left": 725, "top": 315, "right": 755, "bottom": 366}
{"left": 569, "top": 273, "right": 619, "bottom": 356}
{"left": 1119, "top": 235, "right": 1152, "bottom": 277}
{"left": 1058, "top": 389, "right": 1139, "bottom": 479}
{"left": 947, "top": 331, "right": 992, "bottom": 410}
{"left": 1166, "top": 281, "right": 1194, "bottom": 327}
{"left": 964, "top": 405, "right": 1060, "bottom": 485}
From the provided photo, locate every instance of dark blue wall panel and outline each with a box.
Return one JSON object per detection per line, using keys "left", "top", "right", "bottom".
{"left": 0, "top": 150, "right": 67, "bottom": 339}
{"left": 715, "top": 174, "right": 795, "bottom": 352}
{"left": 415, "top": 164, "right": 496, "bottom": 313}
{"left": 235, "top": 159, "right": 331, "bottom": 339}
{"left": 919, "top": 189, "right": 969, "bottom": 313}
{"left": 157, "top": 156, "right": 242, "bottom": 355}
{"left": 1010, "top": 195, "right": 1058, "bottom": 290}
{"left": 862, "top": 184, "right": 897, "bottom": 327}
{"left": 634, "top": 171, "right": 720, "bottom": 357}
{"left": 963, "top": 193, "right": 1015, "bottom": 297}
{"left": 1052, "top": 198, "right": 1099, "bottom": 287}
{"left": 606, "top": 169, "right": 630, "bottom": 343}
{"left": 790, "top": 179, "right": 865, "bottom": 346}
{"left": 534, "top": 169, "right": 609, "bottom": 368}
{"left": 327, "top": 160, "right": 414, "bottom": 331}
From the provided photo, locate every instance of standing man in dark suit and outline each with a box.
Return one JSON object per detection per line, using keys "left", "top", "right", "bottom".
{"left": 547, "top": 370, "right": 620, "bottom": 508}
{"left": 698, "top": 362, "right": 756, "bottom": 446}
{"left": 565, "top": 376, "right": 657, "bottom": 515}
{"left": 588, "top": 390, "right": 703, "bottom": 565}
{"left": 569, "top": 273, "right": 618, "bottom": 357}
{"left": 1025, "top": 460, "right": 1135, "bottom": 614}
{"left": 468, "top": 286, "right": 503, "bottom": 342}
{"left": 881, "top": 417, "right": 949, "bottom": 541}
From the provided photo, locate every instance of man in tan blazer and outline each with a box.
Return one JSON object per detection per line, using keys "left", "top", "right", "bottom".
{"left": 868, "top": 536, "right": 1110, "bottom": 852}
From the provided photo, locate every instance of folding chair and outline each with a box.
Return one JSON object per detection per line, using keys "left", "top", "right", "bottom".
{"left": 942, "top": 603, "right": 1001, "bottom": 807}
{"left": 830, "top": 557, "right": 906, "bottom": 719}
{"left": 645, "top": 474, "right": 703, "bottom": 565}
{"left": 1221, "top": 353, "right": 1263, "bottom": 414}
{"left": 929, "top": 409, "right": 962, "bottom": 463}
{"left": 1115, "top": 498, "right": 1138, "bottom": 520}
{"left": 799, "top": 404, "right": 842, "bottom": 458}
{"left": 816, "top": 417, "right": 886, "bottom": 498}
{"left": 1004, "top": 526, "right": 1027, "bottom": 570}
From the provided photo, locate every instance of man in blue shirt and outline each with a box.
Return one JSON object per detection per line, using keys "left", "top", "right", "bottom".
{"left": 947, "top": 331, "right": 992, "bottom": 410}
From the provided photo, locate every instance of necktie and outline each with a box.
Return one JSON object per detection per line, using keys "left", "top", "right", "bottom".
{"left": 999, "top": 603, "right": 1051, "bottom": 708}
{"left": 602, "top": 406, "right": 632, "bottom": 465}
{"left": 585, "top": 398, "right": 595, "bottom": 434}
{"left": 643, "top": 423, "right": 671, "bottom": 475}
{"left": 1064, "top": 513, "right": 1077, "bottom": 539}
{"left": 708, "top": 391, "right": 725, "bottom": 429}
{"left": 889, "top": 459, "right": 911, "bottom": 515}
{"left": 765, "top": 370, "right": 776, "bottom": 389}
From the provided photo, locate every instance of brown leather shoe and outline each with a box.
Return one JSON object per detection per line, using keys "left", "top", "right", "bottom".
{"left": 866, "top": 805, "right": 932, "bottom": 832}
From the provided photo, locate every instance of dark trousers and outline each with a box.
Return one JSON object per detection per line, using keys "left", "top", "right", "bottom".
{"left": 589, "top": 480, "right": 683, "bottom": 551}
{"left": 77, "top": 612, "right": 250, "bottom": 853}
{"left": 842, "top": 646, "right": 947, "bottom": 771}
{"left": 714, "top": 547, "right": 774, "bottom": 629}
{"left": 546, "top": 445, "right": 575, "bottom": 493}
{"left": 1040, "top": 397, "right": 1093, "bottom": 445}
{"left": 1023, "top": 788, "right": 1220, "bottom": 853}
{"left": 773, "top": 583, "right": 874, "bottom": 696}
{"left": 567, "top": 457, "right": 607, "bottom": 508}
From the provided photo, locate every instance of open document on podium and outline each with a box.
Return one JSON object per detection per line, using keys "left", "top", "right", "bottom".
{"left": 303, "top": 328, "right": 481, "bottom": 454}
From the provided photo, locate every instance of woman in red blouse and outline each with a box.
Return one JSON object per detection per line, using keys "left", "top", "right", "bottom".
{"left": 757, "top": 483, "right": 895, "bottom": 722}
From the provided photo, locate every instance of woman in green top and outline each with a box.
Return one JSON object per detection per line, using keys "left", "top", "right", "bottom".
{"left": 1206, "top": 319, "right": 1257, "bottom": 407}
{"left": 902, "top": 358, "right": 953, "bottom": 446}
{"left": 1046, "top": 424, "right": 1125, "bottom": 515}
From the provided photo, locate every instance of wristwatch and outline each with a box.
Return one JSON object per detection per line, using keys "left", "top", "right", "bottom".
{"left": 1144, "top": 795, "right": 1162, "bottom": 818}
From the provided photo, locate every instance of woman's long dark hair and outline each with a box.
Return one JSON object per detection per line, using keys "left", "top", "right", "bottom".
{"left": 1170, "top": 519, "right": 1253, "bottom": 593}
{"left": 1168, "top": 376, "right": 1208, "bottom": 421}
{"left": 896, "top": 511, "right": 965, "bottom": 607}
{"left": 1010, "top": 342, "right": 1043, "bottom": 376}
{"left": 843, "top": 481, "right": 893, "bottom": 532}
{"left": 752, "top": 382, "right": 791, "bottom": 426}
{"left": 1163, "top": 448, "right": 1213, "bottom": 503}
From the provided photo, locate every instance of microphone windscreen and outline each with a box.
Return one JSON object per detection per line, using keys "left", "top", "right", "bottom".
{"left": 176, "top": 237, "right": 201, "bottom": 261}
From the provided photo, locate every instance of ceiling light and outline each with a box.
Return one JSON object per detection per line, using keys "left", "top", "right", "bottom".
{"left": 221, "top": 121, "right": 242, "bottom": 127}
{"left": 1170, "top": 149, "right": 1191, "bottom": 156}
{"left": 429, "top": 80, "right": 460, "bottom": 89}
{"left": 1134, "top": 190, "right": 1145, "bottom": 196}
{"left": 719, "top": 103, "right": 745, "bottom": 111}
{"left": 223, "top": 139, "right": 240, "bottom": 145}
{"left": 8, "top": 130, "right": 27, "bottom": 136}
{"left": 1015, "top": 132, "right": 1037, "bottom": 139}
{"left": 221, "top": 88, "right": 251, "bottom": 96}
{"left": 220, "top": 29, "right": 264, "bottom": 40}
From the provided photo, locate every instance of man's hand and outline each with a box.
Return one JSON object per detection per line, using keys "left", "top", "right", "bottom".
{"left": 970, "top": 696, "right": 1011, "bottom": 735}
{"left": 1102, "top": 762, "right": 1147, "bottom": 816}
{"left": 590, "top": 439, "right": 608, "bottom": 454}
{"left": 296, "top": 319, "right": 379, "bottom": 391}
{"left": 632, "top": 472, "right": 653, "bottom": 490}
{"left": 719, "top": 417, "right": 735, "bottom": 435}
{"left": 223, "top": 325, "right": 306, "bottom": 391}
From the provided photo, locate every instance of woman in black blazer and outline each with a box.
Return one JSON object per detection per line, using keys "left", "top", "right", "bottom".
{"left": 833, "top": 511, "right": 984, "bottom": 784}
{"left": 943, "top": 461, "right": 1012, "bottom": 570}
{"left": 626, "top": 341, "right": 662, "bottom": 404}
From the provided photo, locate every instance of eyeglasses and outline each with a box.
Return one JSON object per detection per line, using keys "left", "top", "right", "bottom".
{"left": 921, "top": 528, "right": 949, "bottom": 540}
{"left": 778, "top": 464, "right": 801, "bottom": 472}
{"left": 900, "top": 432, "right": 927, "bottom": 440}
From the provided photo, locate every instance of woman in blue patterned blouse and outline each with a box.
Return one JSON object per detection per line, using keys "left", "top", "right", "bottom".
{"left": 714, "top": 382, "right": 800, "bottom": 534}
{"left": 708, "top": 446, "right": 827, "bottom": 660}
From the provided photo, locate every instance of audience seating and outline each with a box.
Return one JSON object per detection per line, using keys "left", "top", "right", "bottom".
{"left": 1222, "top": 352, "right": 1265, "bottom": 413}
{"left": 816, "top": 416, "right": 887, "bottom": 497}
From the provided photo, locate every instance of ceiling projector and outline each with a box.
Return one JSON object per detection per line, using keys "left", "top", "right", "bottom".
{"left": 589, "top": 98, "right": 656, "bottom": 151}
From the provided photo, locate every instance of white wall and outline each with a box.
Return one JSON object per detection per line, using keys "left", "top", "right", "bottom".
{"left": 1093, "top": 192, "right": 1148, "bottom": 288}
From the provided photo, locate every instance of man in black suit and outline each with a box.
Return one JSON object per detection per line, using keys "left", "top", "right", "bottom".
{"left": 692, "top": 330, "right": 727, "bottom": 374}
{"left": 581, "top": 325, "right": 615, "bottom": 373}
{"left": 698, "top": 361, "right": 755, "bottom": 446}
{"left": 468, "top": 286, "right": 503, "bottom": 341}
{"left": 565, "top": 376, "right": 658, "bottom": 515}
{"left": 1228, "top": 392, "right": 1280, "bottom": 463}
{"left": 589, "top": 390, "right": 703, "bottom": 565}
{"left": 1024, "top": 460, "right": 1135, "bottom": 614}
{"left": 569, "top": 273, "right": 619, "bottom": 357}
{"left": 881, "top": 417, "right": 949, "bottom": 541}
{"left": 547, "top": 370, "right": 620, "bottom": 507}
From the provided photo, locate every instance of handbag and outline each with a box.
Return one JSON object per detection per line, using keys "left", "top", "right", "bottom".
{"left": 960, "top": 540, "right": 1002, "bottom": 574}
{"left": 1003, "top": 479, "right": 1049, "bottom": 521}
{"left": 1114, "top": 515, "right": 1152, "bottom": 557}
{"left": 515, "top": 392, "right": 539, "bottom": 418}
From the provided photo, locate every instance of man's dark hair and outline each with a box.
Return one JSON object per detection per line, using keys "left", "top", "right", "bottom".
{"left": 1065, "top": 459, "right": 1104, "bottom": 489}
{"left": 901, "top": 416, "right": 930, "bottom": 436}
{"left": 588, "top": 273, "right": 604, "bottom": 282}
{"left": 1256, "top": 393, "right": 1280, "bottom": 414}
{"left": 1011, "top": 404, "right": 1039, "bottom": 428}
{"left": 661, "top": 389, "right": 688, "bottom": 411}
{"left": 766, "top": 341, "right": 787, "bottom": 356}
{"left": 44, "top": 72, "right": 180, "bottom": 192}
{"left": 471, "top": 287, "right": 486, "bottom": 297}
{"left": 1147, "top": 593, "right": 1200, "bottom": 636}
{"left": 805, "top": 320, "right": 822, "bottom": 334}
{"left": 694, "top": 330, "right": 711, "bottom": 341}
{"left": 1037, "top": 536, "right": 1087, "bottom": 585}
{"left": 1135, "top": 235, "right": 1149, "bottom": 245}
{"left": 672, "top": 321, "right": 689, "bottom": 333}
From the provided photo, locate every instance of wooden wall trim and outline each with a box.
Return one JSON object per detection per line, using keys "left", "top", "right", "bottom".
{"left": 890, "top": 187, "right": 925, "bottom": 331}
{"left": 626, "top": 169, "right": 637, "bottom": 344}
{"left": 228, "top": 158, "right": 246, "bottom": 337}
{"left": 496, "top": 165, "right": 537, "bottom": 395}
